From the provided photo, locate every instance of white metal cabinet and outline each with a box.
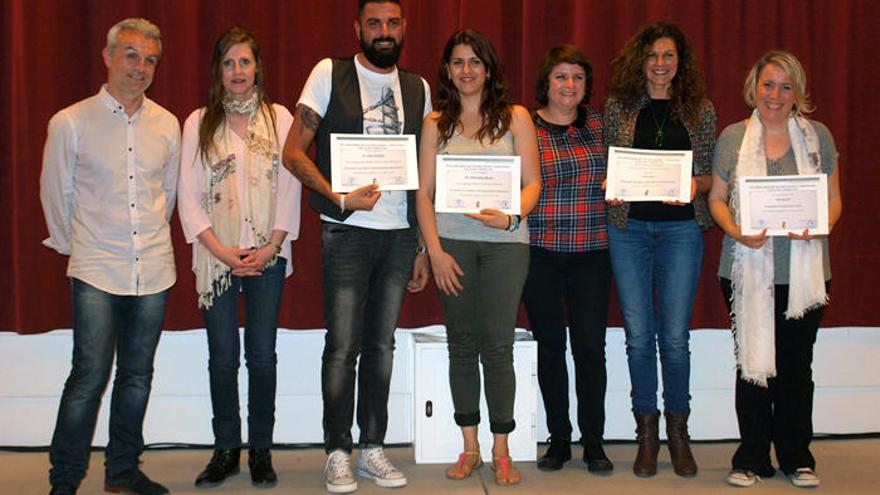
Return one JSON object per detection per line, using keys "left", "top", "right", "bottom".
{"left": 412, "top": 331, "right": 537, "bottom": 463}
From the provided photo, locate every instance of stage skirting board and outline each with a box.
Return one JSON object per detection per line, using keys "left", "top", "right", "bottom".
{"left": 1, "top": 326, "right": 878, "bottom": 447}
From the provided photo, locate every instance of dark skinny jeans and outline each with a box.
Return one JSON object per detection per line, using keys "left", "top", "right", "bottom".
{"left": 522, "top": 246, "right": 611, "bottom": 446}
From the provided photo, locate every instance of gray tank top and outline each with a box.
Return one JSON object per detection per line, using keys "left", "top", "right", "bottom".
{"left": 435, "top": 132, "right": 529, "bottom": 244}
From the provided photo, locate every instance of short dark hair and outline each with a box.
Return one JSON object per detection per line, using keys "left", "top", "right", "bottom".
{"left": 358, "top": 0, "right": 401, "bottom": 17}
{"left": 535, "top": 44, "right": 593, "bottom": 106}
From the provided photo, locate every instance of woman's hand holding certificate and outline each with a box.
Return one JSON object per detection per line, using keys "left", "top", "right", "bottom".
{"left": 464, "top": 208, "right": 510, "bottom": 229}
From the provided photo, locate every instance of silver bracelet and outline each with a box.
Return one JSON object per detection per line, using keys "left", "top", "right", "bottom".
{"left": 340, "top": 194, "right": 346, "bottom": 213}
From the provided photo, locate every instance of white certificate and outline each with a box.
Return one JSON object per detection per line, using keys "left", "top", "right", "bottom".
{"left": 330, "top": 133, "right": 419, "bottom": 192}
{"left": 435, "top": 155, "right": 521, "bottom": 214}
{"left": 605, "top": 146, "right": 693, "bottom": 202}
{"left": 739, "top": 174, "right": 829, "bottom": 236}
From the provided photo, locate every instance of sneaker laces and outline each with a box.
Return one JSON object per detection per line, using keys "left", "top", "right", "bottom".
{"left": 327, "top": 451, "right": 353, "bottom": 479}
{"left": 363, "top": 448, "right": 398, "bottom": 477}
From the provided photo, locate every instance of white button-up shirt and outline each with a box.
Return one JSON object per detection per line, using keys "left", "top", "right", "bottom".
{"left": 40, "top": 85, "right": 181, "bottom": 296}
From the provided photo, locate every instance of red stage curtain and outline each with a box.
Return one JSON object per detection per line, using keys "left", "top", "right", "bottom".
{"left": 2, "top": 0, "right": 878, "bottom": 333}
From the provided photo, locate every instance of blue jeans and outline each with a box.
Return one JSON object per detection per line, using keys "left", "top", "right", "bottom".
{"left": 49, "top": 279, "right": 169, "bottom": 488}
{"left": 608, "top": 219, "right": 703, "bottom": 414}
{"left": 320, "top": 223, "right": 417, "bottom": 453}
{"left": 202, "top": 258, "right": 286, "bottom": 449}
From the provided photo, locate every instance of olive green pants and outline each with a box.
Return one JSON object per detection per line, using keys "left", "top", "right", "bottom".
{"left": 438, "top": 238, "right": 529, "bottom": 434}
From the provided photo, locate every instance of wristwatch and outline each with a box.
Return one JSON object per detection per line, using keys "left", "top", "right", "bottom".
{"left": 415, "top": 245, "right": 428, "bottom": 254}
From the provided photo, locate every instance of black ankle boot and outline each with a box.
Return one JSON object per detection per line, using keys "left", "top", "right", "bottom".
{"left": 194, "top": 448, "right": 241, "bottom": 487}
{"left": 249, "top": 447, "right": 278, "bottom": 488}
{"left": 537, "top": 438, "right": 571, "bottom": 471}
{"left": 583, "top": 443, "right": 614, "bottom": 474}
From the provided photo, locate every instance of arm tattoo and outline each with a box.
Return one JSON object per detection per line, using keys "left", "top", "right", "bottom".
{"left": 297, "top": 104, "right": 322, "bottom": 134}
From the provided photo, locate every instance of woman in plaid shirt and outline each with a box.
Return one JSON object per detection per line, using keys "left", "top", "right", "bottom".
{"left": 522, "top": 45, "right": 613, "bottom": 474}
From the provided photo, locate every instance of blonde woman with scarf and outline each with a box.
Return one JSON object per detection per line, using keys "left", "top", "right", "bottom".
{"left": 708, "top": 51, "right": 841, "bottom": 489}
{"left": 178, "top": 27, "right": 301, "bottom": 489}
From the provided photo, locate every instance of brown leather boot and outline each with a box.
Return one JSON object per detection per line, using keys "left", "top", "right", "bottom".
{"left": 633, "top": 411, "right": 660, "bottom": 477}
{"left": 665, "top": 410, "right": 698, "bottom": 477}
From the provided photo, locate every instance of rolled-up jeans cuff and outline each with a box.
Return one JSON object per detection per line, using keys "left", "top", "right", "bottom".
{"left": 490, "top": 419, "right": 516, "bottom": 434}
{"left": 454, "top": 411, "right": 480, "bottom": 427}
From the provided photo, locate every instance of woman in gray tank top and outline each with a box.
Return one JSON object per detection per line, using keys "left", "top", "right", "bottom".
{"left": 414, "top": 28, "right": 541, "bottom": 486}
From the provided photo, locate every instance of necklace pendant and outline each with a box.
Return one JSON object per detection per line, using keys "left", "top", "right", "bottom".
{"left": 655, "top": 129, "right": 664, "bottom": 147}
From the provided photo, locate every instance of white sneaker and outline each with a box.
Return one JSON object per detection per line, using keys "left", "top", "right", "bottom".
{"left": 726, "top": 469, "right": 760, "bottom": 487}
{"left": 356, "top": 447, "right": 407, "bottom": 488}
{"left": 790, "top": 467, "right": 821, "bottom": 488}
{"left": 325, "top": 450, "right": 358, "bottom": 493}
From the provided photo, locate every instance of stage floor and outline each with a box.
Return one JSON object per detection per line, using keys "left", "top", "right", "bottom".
{"left": 3, "top": 438, "right": 878, "bottom": 494}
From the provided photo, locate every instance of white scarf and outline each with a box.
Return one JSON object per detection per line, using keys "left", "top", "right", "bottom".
{"left": 730, "top": 108, "right": 827, "bottom": 387}
{"left": 195, "top": 103, "right": 279, "bottom": 309}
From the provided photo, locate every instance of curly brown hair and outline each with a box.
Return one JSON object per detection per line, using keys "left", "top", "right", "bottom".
{"left": 608, "top": 21, "right": 707, "bottom": 125}
{"left": 433, "top": 29, "right": 512, "bottom": 146}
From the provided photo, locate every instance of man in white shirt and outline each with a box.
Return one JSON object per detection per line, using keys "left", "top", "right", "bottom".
{"left": 39, "top": 18, "right": 180, "bottom": 495}
{"left": 282, "top": 1, "right": 430, "bottom": 492}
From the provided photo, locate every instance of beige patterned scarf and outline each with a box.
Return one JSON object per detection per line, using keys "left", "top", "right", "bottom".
{"left": 195, "top": 103, "right": 279, "bottom": 309}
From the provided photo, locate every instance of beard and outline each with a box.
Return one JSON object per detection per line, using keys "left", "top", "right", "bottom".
{"left": 360, "top": 36, "right": 404, "bottom": 69}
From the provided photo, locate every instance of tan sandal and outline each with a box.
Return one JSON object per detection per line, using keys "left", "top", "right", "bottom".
{"left": 445, "top": 451, "right": 483, "bottom": 480}
{"left": 492, "top": 455, "right": 521, "bottom": 485}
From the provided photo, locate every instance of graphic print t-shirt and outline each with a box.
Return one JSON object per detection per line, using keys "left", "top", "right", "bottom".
{"left": 298, "top": 55, "right": 431, "bottom": 230}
